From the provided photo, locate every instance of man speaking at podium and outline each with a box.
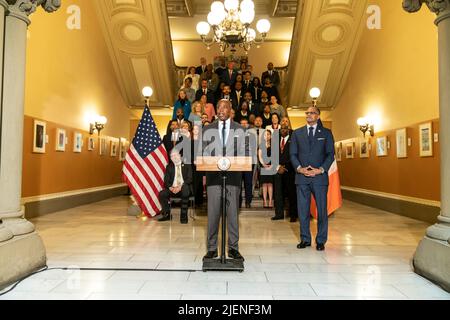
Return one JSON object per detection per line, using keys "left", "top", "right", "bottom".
{"left": 202, "top": 99, "right": 248, "bottom": 262}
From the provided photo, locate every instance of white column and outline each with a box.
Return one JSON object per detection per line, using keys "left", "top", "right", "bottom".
{"left": 435, "top": 2, "right": 450, "bottom": 239}
{"left": 0, "top": 0, "right": 61, "bottom": 290}
{"left": 0, "top": 1, "right": 35, "bottom": 237}
{"left": 403, "top": 0, "right": 450, "bottom": 292}
{"left": 0, "top": 0, "right": 14, "bottom": 243}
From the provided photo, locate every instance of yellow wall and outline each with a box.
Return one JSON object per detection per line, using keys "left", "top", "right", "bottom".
{"left": 22, "top": 0, "right": 132, "bottom": 197}
{"left": 331, "top": 0, "right": 439, "bottom": 141}
{"left": 172, "top": 41, "right": 291, "bottom": 77}
{"left": 330, "top": 0, "right": 441, "bottom": 202}
{"left": 25, "top": 0, "right": 131, "bottom": 139}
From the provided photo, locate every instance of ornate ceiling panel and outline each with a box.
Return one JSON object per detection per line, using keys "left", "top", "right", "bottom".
{"left": 286, "top": 0, "right": 369, "bottom": 110}
{"left": 94, "top": 0, "right": 177, "bottom": 109}
{"left": 166, "top": 0, "right": 298, "bottom": 17}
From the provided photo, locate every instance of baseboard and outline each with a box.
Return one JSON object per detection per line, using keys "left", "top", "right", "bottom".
{"left": 22, "top": 184, "right": 129, "bottom": 218}
{"left": 341, "top": 187, "right": 440, "bottom": 224}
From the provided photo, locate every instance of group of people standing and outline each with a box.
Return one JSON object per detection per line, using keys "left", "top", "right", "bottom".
{"left": 156, "top": 58, "right": 335, "bottom": 261}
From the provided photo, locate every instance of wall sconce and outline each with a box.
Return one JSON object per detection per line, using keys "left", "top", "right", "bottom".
{"left": 357, "top": 117, "right": 374, "bottom": 137}
{"left": 142, "top": 86, "right": 153, "bottom": 107}
{"left": 89, "top": 115, "right": 107, "bottom": 135}
{"left": 309, "top": 87, "right": 321, "bottom": 107}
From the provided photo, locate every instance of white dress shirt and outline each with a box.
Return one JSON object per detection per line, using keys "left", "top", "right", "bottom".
{"left": 307, "top": 123, "right": 318, "bottom": 137}
{"left": 172, "top": 163, "right": 184, "bottom": 188}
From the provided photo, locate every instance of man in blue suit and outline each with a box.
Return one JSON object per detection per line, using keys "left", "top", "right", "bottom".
{"left": 290, "top": 106, "right": 335, "bottom": 251}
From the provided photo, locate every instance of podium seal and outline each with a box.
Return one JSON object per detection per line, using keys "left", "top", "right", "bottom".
{"left": 217, "top": 157, "right": 231, "bottom": 171}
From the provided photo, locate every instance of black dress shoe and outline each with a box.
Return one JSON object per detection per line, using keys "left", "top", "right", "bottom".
{"left": 289, "top": 217, "right": 297, "bottom": 223}
{"left": 228, "top": 248, "right": 244, "bottom": 261}
{"left": 245, "top": 203, "right": 251, "bottom": 208}
{"left": 202, "top": 251, "right": 218, "bottom": 260}
{"left": 180, "top": 217, "right": 188, "bottom": 224}
{"left": 297, "top": 241, "right": 311, "bottom": 249}
{"left": 271, "top": 215, "right": 284, "bottom": 221}
{"left": 158, "top": 214, "right": 171, "bottom": 222}
{"left": 316, "top": 243, "right": 325, "bottom": 251}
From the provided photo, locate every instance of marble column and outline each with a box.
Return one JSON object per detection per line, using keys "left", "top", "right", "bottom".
{"left": 0, "top": 1, "right": 14, "bottom": 244}
{"left": 0, "top": 0, "right": 60, "bottom": 290}
{"left": 403, "top": 0, "right": 450, "bottom": 292}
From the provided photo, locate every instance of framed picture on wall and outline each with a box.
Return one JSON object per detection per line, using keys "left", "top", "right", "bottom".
{"left": 55, "top": 128, "right": 66, "bottom": 152}
{"left": 359, "top": 138, "right": 369, "bottom": 158}
{"left": 396, "top": 128, "right": 408, "bottom": 158}
{"left": 87, "top": 137, "right": 95, "bottom": 151}
{"left": 376, "top": 136, "right": 388, "bottom": 156}
{"left": 419, "top": 122, "right": 433, "bottom": 157}
{"left": 110, "top": 139, "right": 118, "bottom": 157}
{"left": 33, "top": 120, "right": 46, "bottom": 154}
{"left": 118, "top": 138, "right": 128, "bottom": 161}
{"left": 73, "top": 132, "right": 83, "bottom": 153}
{"left": 99, "top": 137, "right": 107, "bottom": 156}
{"left": 345, "top": 142, "right": 355, "bottom": 159}
{"left": 335, "top": 142, "right": 342, "bottom": 162}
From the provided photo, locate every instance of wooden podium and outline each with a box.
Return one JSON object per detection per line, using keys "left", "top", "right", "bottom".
{"left": 196, "top": 156, "right": 252, "bottom": 272}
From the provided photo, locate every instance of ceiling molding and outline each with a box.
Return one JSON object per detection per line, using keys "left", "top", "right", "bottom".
{"left": 167, "top": 0, "right": 297, "bottom": 17}
{"left": 286, "top": 0, "right": 368, "bottom": 110}
{"left": 94, "top": 0, "right": 177, "bottom": 109}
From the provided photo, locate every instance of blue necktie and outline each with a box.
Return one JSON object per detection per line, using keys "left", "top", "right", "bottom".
{"left": 308, "top": 126, "right": 314, "bottom": 146}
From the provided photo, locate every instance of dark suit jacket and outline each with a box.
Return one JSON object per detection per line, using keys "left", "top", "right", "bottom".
{"left": 279, "top": 134, "right": 294, "bottom": 172}
{"left": 195, "top": 88, "right": 214, "bottom": 104}
{"left": 242, "top": 80, "right": 253, "bottom": 93}
{"left": 223, "top": 69, "right": 238, "bottom": 87}
{"left": 247, "top": 100, "right": 260, "bottom": 116}
{"left": 249, "top": 86, "right": 262, "bottom": 103}
{"left": 262, "top": 70, "right": 281, "bottom": 87}
{"left": 162, "top": 133, "right": 182, "bottom": 155}
{"left": 231, "top": 90, "right": 244, "bottom": 110}
{"left": 196, "top": 65, "right": 207, "bottom": 75}
{"left": 202, "top": 120, "right": 249, "bottom": 186}
{"left": 290, "top": 125, "right": 335, "bottom": 186}
{"left": 163, "top": 162, "right": 193, "bottom": 191}
{"left": 215, "top": 67, "right": 226, "bottom": 79}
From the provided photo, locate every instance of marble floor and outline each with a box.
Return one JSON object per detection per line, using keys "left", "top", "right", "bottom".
{"left": 1, "top": 196, "right": 449, "bottom": 300}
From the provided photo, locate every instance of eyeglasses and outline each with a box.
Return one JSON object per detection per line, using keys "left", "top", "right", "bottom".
{"left": 305, "top": 112, "right": 318, "bottom": 115}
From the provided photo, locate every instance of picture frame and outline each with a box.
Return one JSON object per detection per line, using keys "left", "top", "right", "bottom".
{"left": 376, "top": 136, "right": 388, "bottom": 156}
{"left": 99, "top": 137, "right": 107, "bottom": 156}
{"left": 73, "top": 132, "right": 83, "bottom": 153}
{"left": 419, "top": 122, "right": 433, "bottom": 157}
{"left": 110, "top": 139, "right": 118, "bottom": 157}
{"left": 396, "top": 128, "right": 407, "bottom": 158}
{"left": 345, "top": 142, "right": 355, "bottom": 159}
{"left": 118, "top": 138, "right": 128, "bottom": 161}
{"left": 55, "top": 128, "right": 66, "bottom": 152}
{"left": 33, "top": 120, "right": 46, "bottom": 153}
{"left": 359, "top": 138, "right": 369, "bottom": 158}
{"left": 335, "top": 142, "right": 342, "bottom": 162}
{"left": 87, "top": 137, "right": 95, "bottom": 151}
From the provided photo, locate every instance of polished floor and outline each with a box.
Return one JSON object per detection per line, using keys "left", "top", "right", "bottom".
{"left": 1, "top": 196, "right": 449, "bottom": 300}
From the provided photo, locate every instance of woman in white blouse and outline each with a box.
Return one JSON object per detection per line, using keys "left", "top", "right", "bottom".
{"left": 265, "top": 113, "right": 281, "bottom": 133}
{"left": 183, "top": 66, "right": 200, "bottom": 91}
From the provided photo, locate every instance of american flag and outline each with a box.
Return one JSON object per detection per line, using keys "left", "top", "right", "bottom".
{"left": 123, "top": 106, "right": 168, "bottom": 217}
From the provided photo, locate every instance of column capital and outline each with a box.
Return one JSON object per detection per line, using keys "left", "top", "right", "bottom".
{"left": 403, "top": 0, "right": 450, "bottom": 24}
{"left": 6, "top": 0, "right": 61, "bottom": 25}
{"left": 0, "top": 0, "right": 8, "bottom": 10}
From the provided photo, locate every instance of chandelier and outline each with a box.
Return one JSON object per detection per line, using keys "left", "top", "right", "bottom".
{"left": 196, "top": 0, "right": 271, "bottom": 54}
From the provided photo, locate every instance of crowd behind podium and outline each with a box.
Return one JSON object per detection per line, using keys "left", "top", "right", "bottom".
{"left": 158, "top": 57, "right": 298, "bottom": 224}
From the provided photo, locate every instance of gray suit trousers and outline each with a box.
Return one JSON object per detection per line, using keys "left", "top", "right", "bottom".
{"left": 207, "top": 185, "right": 240, "bottom": 251}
